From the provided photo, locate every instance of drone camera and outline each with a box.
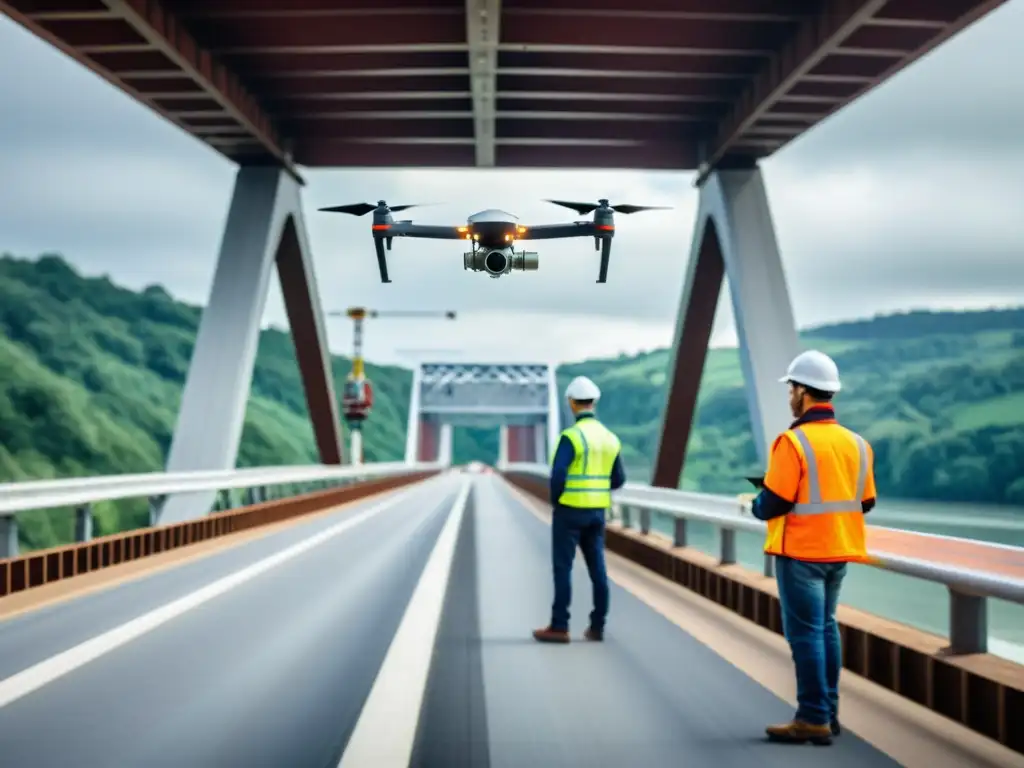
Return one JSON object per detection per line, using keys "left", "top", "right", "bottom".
{"left": 463, "top": 248, "right": 539, "bottom": 278}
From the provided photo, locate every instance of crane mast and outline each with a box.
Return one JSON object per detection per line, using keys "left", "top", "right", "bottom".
{"left": 327, "top": 307, "right": 457, "bottom": 464}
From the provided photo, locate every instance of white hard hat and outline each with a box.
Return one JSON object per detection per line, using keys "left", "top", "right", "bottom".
{"left": 779, "top": 350, "right": 841, "bottom": 393}
{"left": 565, "top": 375, "right": 601, "bottom": 402}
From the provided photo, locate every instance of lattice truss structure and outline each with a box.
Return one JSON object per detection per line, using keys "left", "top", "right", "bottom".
{"left": 420, "top": 363, "right": 549, "bottom": 415}
{"left": 406, "top": 362, "right": 560, "bottom": 466}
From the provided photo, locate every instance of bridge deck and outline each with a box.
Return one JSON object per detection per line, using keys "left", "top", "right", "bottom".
{"left": 0, "top": 474, "right": 1018, "bottom": 766}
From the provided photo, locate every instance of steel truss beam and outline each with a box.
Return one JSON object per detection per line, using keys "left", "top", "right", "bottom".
{"left": 698, "top": 0, "right": 888, "bottom": 178}
{"left": 94, "top": 0, "right": 295, "bottom": 175}
{"left": 466, "top": 0, "right": 501, "bottom": 166}
{"left": 161, "top": 165, "right": 342, "bottom": 524}
{"left": 652, "top": 166, "right": 799, "bottom": 489}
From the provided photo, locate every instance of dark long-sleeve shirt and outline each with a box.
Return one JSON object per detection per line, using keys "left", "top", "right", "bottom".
{"left": 549, "top": 412, "right": 626, "bottom": 506}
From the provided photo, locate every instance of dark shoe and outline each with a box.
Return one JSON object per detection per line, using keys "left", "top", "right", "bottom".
{"left": 830, "top": 719, "right": 841, "bottom": 737}
{"left": 765, "top": 720, "right": 832, "bottom": 746}
{"left": 532, "top": 625, "right": 570, "bottom": 643}
{"left": 584, "top": 627, "right": 604, "bottom": 641}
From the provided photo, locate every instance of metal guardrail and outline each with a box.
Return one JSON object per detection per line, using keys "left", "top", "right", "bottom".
{"left": 0, "top": 461, "right": 443, "bottom": 559}
{"left": 503, "top": 462, "right": 1024, "bottom": 655}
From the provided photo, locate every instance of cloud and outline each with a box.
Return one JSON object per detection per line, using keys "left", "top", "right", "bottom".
{"left": 1, "top": 4, "right": 1023, "bottom": 368}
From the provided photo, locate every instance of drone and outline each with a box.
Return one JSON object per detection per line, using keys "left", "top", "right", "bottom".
{"left": 318, "top": 199, "right": 670, "bottom": 283}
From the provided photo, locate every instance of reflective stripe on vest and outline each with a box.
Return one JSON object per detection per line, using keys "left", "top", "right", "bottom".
{"left": 557, "top": 418, "right": 620, "bottom": 509}
{"left": 762, "top": 423, "right": 870, "bottom": 562}
{"left": 790, "top": 428, "right": 868, "bottom": 515}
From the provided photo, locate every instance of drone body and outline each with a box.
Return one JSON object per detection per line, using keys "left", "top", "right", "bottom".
{"left": 319, "top": 199, "right": 669, "bottom": 284}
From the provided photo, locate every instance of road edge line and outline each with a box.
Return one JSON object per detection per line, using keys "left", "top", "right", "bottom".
{"left": 337, "top": 477, "right": 473, "bottom": 768}
{"left": 0, "top": 478, "right": 439, "bottom": 710}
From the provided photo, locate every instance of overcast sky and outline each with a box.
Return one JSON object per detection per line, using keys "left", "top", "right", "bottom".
{"left": 1, "top": 4, "right": 1022, "bottom": 368}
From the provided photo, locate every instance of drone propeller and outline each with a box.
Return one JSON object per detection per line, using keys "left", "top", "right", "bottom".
{"left": 545, "top": 199, "right": 671, "bottom": 216}
{"left": 318, "top": 200, "right": 421, "bottom": 216}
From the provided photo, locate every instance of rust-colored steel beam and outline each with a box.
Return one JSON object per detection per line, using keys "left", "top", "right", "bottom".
{"left": 275, "top": 216, "right": 344, "bottom": 465}
{"left": 0, "top": 472, "right": 436, "bottom": 599}
{"left": 283, "top": 117, "right": 701, "bottom": 143}
{"left": 418, "top": 419, "right": 439, "bottom": 463}
{"left": 289, "top": 139, "right": 697, "bottom": 169}
{"left": 698, "top": 0, "right": 888, "bottom": 179}
{"left": 502, "top": 0, "right": 811, "bottom": 20}
{"left": 98, "top": 0, "right": 298, "bottom": 177}
{"left": 650, "top": 218, "right": 725, "bottom": 489}
{"left": 501, "top": 14, "right": 793, "bottom": 52}
{"left": 170, "top": 0, "right": 465, "bottom": 16}
{"left": 699, "top": 0, "right": 1011, "bottom": 179}
{"left": 185, "top": 12, "right": 467, "bottom": 49}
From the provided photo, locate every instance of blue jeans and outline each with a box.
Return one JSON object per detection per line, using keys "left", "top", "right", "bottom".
{"left": 775, "top": 556, "right": 847, "bottom": 726}
{"left": 550, "top": 506, "right": 609, "bottom": 632}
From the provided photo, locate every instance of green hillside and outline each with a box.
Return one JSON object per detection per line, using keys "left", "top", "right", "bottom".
{"left": 561, "top": 312, "right": 1024, "bottom": 505}
{"left": 0, "top": 254, "right": 491, "bottom": 550}
{"left": 1, "top": 253, "right": 1022, "bottom": 551}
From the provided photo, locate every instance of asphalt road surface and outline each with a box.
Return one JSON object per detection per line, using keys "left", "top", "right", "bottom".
{"left": 0, "top": 474, "right": 463, "bottom": 767}
{"left": 0, "top": 473, "right": 904, "bottom": 767}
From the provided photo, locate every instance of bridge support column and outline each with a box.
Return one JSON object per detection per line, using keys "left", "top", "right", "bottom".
{"left": 949, "top": 588, "right": 987, "bottom": 654}
{"left": 497, "top": 424, "right": 509, "bottom": 468}
{"left": 505, "top": 425, "right": 536, "bottom": 463}
{"left": 652, "top": 166, "right": 800, "bottom": 488}
{"left": 0, "top": 517, "right": 17, "bottom": 559}
{"left": 534, "top": 422, "right": 547, "bottom": 465}
{"left": 417, "top": 418, "right": 440, "bottom": 463}
{"left": 546, "top": 364, "right": 562, "bottom": 465}
{"left": 438, "top": 423, "right": 453, "bottom": 465}
{"left": 161, "top": 165, "right": 343, "bottom": 524}
{"left": 75, "top": 505, "right": 93, "bottom": 543}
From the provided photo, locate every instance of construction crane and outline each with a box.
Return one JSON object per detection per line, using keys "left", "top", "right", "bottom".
{"left": 327, "top": 307, "right": 457, "bottom": 464}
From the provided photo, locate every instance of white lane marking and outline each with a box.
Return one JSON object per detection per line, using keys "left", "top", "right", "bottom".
{"left": 0, "top": 479, "right": 442, "bottom": 710}
{"left": 337, "top": 477, "right": 472, "bottom": 768}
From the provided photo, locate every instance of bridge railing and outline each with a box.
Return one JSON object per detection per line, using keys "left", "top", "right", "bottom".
{"left": 0, "top": 461, "right": 443, "bottom": 559}
{"left": 504, "top": 462, "right": 1024, "bottom": 655}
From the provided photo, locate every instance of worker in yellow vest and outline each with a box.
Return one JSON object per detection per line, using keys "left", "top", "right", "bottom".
{"left": 533, "top": 376, "right": 626, "bottom": 643}
{"left": 741, "top": 350, "right": 876, "bottom": 745}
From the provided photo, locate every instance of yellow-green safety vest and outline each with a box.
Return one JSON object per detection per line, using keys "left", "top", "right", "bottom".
{"left": 555, "top": 417, "right": 621, "bottom": 508}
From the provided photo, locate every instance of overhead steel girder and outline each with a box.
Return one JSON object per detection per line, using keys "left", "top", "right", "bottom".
{"left": 466, "top": 0, "right": 501, "bottom": 167}
{"left": 99, "top": 0, "right": 297, "bottom": 178}
{"left": 697, "top": 0, "right": 887, "bottom": 181}
{"left": 419, "top": 363, "right": 549, "bottom": 387}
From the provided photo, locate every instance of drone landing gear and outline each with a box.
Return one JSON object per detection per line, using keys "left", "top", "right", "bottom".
{"left": 373, "top": 238, "right": 391, "bottom": 283}
{"left": 597, "top": 237, "right": 612, "bottom": 283}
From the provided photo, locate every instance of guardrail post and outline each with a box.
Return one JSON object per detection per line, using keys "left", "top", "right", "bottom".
{"left": 75, "top": 505, "right": 93, "bottom": 542}
{"left": 0, "top": 517, "right": 17, "bottom": 559}
{"left": 621, "top": 505, "right": 633, "bottom": 529}
{"left": 148, "top": 495, "right": 166, "bottom": 527}
{"left": 763, "top": 553, "right": 775, "bottom": 578}
{"left": 673, "top": 517, "right": 687, "bottom": 547}
{"left": 720, "top": 528, "right": 737, "bottom": 565}
{"left": 948, "top": 587, "right": 987, "bottom": 654}
{"left": 639, "top": 507, "right": 651, "bottom": 535}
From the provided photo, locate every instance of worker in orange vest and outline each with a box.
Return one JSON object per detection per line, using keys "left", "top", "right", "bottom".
{"left": 740, "top": 350, "right": 876, "bottom": 746}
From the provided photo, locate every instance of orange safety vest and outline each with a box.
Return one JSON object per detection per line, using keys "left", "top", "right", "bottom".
{"left": 763, "top": 423, "right": 871, "bottom": 562}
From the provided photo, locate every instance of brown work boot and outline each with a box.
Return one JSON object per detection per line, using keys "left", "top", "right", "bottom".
{"left": 583, "top": 627, "right": 603, "bottom": 641}
{"left": 532, "top": 625, "right": 570, "bottom": 643}
{"left": 765, "top": 720, "right": 832, "bottom": 746}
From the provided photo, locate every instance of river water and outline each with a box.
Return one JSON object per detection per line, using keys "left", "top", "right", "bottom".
{"left": 642, "top": 498, "right": 1024, "bottom": 664}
